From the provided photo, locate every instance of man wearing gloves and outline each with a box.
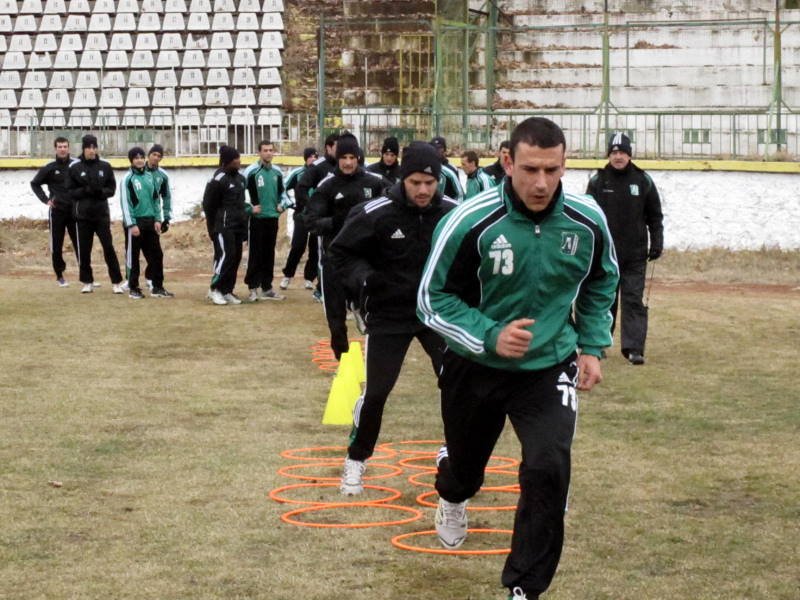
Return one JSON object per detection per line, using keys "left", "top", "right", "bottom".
{"left": 304, "top": 134, "right": 388, "bottom": 359}
{"left": 67, "top": 134, "right": 124, "bottom": 295}
{"left": 366, "top": 136, "right": 401, "bottom": 184}
{"left": 586, "top": 132, "right": 664, "bottom": 365}
{"left": 328, "top": 141, "right": 458, "bottom": 495}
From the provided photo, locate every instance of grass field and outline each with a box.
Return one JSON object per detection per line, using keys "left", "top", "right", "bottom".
{"left": 1, "top": 220, "right": 799, "bottom": 599}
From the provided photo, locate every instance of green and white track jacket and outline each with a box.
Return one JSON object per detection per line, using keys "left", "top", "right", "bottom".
{"left": 120, "top": 167, "right": 160, "bottom": 227}
{"left": 417, "top": 180, "right": 619, "bottom": 371}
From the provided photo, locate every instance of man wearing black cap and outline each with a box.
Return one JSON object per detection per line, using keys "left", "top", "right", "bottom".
{"left": 280, "top": 147, "right": 319, "bottom": 291}
{"left": 30, "top": 136, "right": 79, "bottom": 287}
{"left": 586, "top": 132, "right": 664, "bottom": 365}
{"left": 430, "top": 136, "right": 464, "bottom": 202}
{"left": 304, "top": 134, "right": 389, "bottom": 358}
{"left": 66, "top": 134, "right": 124, "bottom": 294}
{"left": 328, "top": 141, "right": 458, "bottom": 496}
{"left": 202, "top": 145, "right": 253, "bottom": 305}
{"left": 366, "top": 136, "right": 401, "bottom": 184}
{"left": 483, "top": 140, "right": 511, "bottom": 185}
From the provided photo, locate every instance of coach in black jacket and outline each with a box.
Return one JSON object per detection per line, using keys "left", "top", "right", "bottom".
{"left": 67, "top": 134, "right": 124, "bottom": 293}
{"left": 586, "top": 133, "right": 664, "bottom": 365}
{"left": 328, "top": 141, "right": 457, "bottom": 496}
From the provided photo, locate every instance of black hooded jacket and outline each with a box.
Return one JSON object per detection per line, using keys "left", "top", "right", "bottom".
{"left": 66, "top": 154, "right": 117, "bottom": 221}
{"left": 31, "top": 155, "right": 79, "bottom": 212}
{"left": 294, "top": 154, "right": 336, "bottom": 213}
{"left": 366, "top": 160, "right": 401, "bottom": 184}
{"left": 202, "top": 167, "right": 250, "bottom": 235}
{"left": 328, "top": 182, "right": 458, "bottom": 333}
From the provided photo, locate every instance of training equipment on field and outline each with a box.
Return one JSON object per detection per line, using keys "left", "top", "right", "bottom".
{"left": 321, "top": 341, "right": 364, "bottom": 425}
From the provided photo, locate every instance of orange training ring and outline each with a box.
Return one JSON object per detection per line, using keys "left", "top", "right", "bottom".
{"left": 391, "top": 529, "right": 512, "bottom": 555}
{"left": 280, "top": 502, "right": 423, "bottom": 529}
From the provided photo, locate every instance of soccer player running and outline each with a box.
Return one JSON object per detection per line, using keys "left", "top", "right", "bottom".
{"left": 243, "top": 140, "right": 290, "bottom": 302}
{"left": 280, "top": 147, "right": 319, "bottom": 291}
{"left": 66, "top": 134, "right": 125, "bottom": 295}
{"left": 328, "top": 141, "right": 458, "bottom": 495}
{"left": 30, "top": 136, "right": 79, "bottom": 287}
{"left": 366, "top": 136, "right": 401, "bottom": 184}
{"left": 460, "top": 150, "right": 495, "bottom": 199}
{"left": 417, "top": 117, "right": 619, "bottom": 600}
{"left": 430, "top": 136, "right": 464, "bottom": 202}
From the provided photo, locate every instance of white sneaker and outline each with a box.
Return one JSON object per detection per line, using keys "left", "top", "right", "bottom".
{"left": 340, "top": 457, "right": 366, "bottom": 496}
{"left": 435, "top": 497, "right": 468, "bottom": 549}
{"left": 279, "top": 277, "right": 291, "bottom": 290}
{"left": 145, "top": 279, "right": 153, "bottom": 291}
{"left": 120, "top": 281, "right": 130, "bottom": 292}
{"left": 509, "top": 587, "right": 529, "bottom": 599}
{"left": 303, "top": 280, "right": 314, "bottom": 290}
{"left": 92, "top": 282, "right": 101, "bottom": 288}
{"left": 259, "top": 288, "right": 285, "bottom": 301}
{"left": 80, "top": 283, "right": 93, "bottom": 293}
{"left": 208, "top": 289, "right": 227, "bottom": 305}
{"left": 57, "top": 278, "right": 69, "bottom": 287}
{"left": 112, "top": 283, "right": 125, "bottom": 294}
{"left": 223, "top": 293, "right": 242, "bottom": 305}
{"left": 248, "top": 288, "right": 260, "bottom": 302}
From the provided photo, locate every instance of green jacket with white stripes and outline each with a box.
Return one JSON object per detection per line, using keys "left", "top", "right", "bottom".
{"left": 243, "top": 160, "right": 290, "bottom": 219}
{"left": 120, "top": 167, "right": 161, "bottom": 227}
{"left": 146, "top": 164, "right": 172, "bottom": 222}
{"left": 464, "top": 167, "right": 495, "bottom": 199}
{"left": 417, "top": 179, "right": 619, "bottom": 371}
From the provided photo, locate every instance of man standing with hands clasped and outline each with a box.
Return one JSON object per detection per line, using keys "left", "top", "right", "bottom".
{"left": 418, "top": 117, "right": 619, "bottom": 600}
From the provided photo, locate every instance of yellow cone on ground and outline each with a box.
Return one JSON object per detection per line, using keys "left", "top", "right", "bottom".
{"left": 341, "top": 341, "right": 366, "bottom": 383}
{"left": 321, "top": 346, "right": 363, "bottom": 425}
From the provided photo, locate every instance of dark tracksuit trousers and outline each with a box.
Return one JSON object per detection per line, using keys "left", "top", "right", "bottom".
{"left": 612, "top": 254, "right": 648, "bottom": 356}
{"left": 348, "top": 327, "right": 445, "bottom": 462}
{"left": 49, "top": 206, "right": 78, "bottom": 279}
{"left": 244, "top": 217, "right": 279, "bottom": 291}
{"left": 125, "top": 220, "right": 163, "bottom": 291}
{"left": 282, "top": 210, "right": 318, "bottom": 282}
{"left": 435, "top": 351, "right": 579, "bottom": 599}
{"left": 211, "top": 230, "right": 245, "bottom": 295}
{"left": 123, "top": 225, "right": 157, "bottom": 285}
{"left": 75, "top": 216, "right": 123, "bottom": 285}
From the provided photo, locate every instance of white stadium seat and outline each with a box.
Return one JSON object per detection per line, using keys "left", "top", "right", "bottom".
{"left": 2, "top": 52, "right": 26, "bottom": 70}
{"left": 68, "top": 108, "right": 93, "bottom": 127}
{"left": 182, "top": 50, "right": 205, "bottom": 68}
{"left": 0, "top": 71, "right": 21, "bottom": 89}
{"left": 259, "top": 48, "right": 282, "bottom": 67}
{"left": 135, "top": 33, "right": 159, "bottom": 50}
{"left": 162, "top": 12, "right": 185, "bottom": 31}
{"left": 118, "top": 0, "right": 140, "bottom": 12}
{"left": 189, "top": 0, "right": 211, "bottom": 11}
{"left": 122, "top": 108, "right": 147, "bottom": 127}
{"left": 39, "top": 15, "right": 63, "bottom": 31}
{"left": 231, "top": 88, "right": 256, "bottom": 106}
{"left": 207, "top": 49, "right": 230, "bottom": 68}
{"left": 210, "top": 32, "right": 233, "bottom": 49}
{"left": 102, "top": 72, "right": 126, "bottom": 88}
{"left": 213, "top": 0, "right": 236, "bottom": 11}
{"left": 232, "top": 68, "right": 256, "bottom": 86}
{"left": 54, "top": 50, "right": 78, "bottom": 69}
{"left": 0, "top": 109, "right": 11, "bottom": 126}
{"left": 79, "top": 51, "right": 103, "bottom": 69}
{"left": 0, "top": 15, "right": 11, "bottom": 32}
{"left": 233, "top": 48, "right": 257, "bottom": 67}
{"left": 0, "top": 0, "right": 17, "bottom": 13}
{"left": 238, "top": 0, "right": 260, "bottom": 12}
{"left": 185, "top": 33, "right": 208, "bottom": 49}
{"left": 138, "top": 13, "right": 161, "bottom": 31}
{"left": 9, "top": 34, "right": 33, "bottom": 52}
{"left": 230, "top": 107, "right": 255, "bottom": 126}
{"left": 44, "top": 0, "right": 67, "bottom": 13}
{"left": 15, "top": 109, "right": 39, "bottom": 127}
{"left": 188, "top": 12, "right": 210, "bottom": 31}
{"left": 105, "top": 51, "right": 129, "bottom": 69}
{"left": 152, "top": 88, "right": 177, "bottom": 106}
{"left": 141, "top": 0, "right": 163, "bottom": 11}
{"left": 262, "top": 0, "right": 284, "bottom": 11}
{"left": 23, "top": 71, "right": 48, "bottom": 89}
{"left": 154, "top": 70, "right": 179, "bottom": 88}
{"left": 84, "top": 33, "right": 108, "bottom": 51}
{"left": 126, "top": 88, "right": 150, "bottom": 107}
{"left": 113, "top": 13, "right": 137, "bottom": 31}
{"left": 88, "top": 13, "right": 111, "bottom": 31}
{"left": 156, "top": 50, "right": 180, "bottom": 68}
{"left": 176, "top": 108, "right": 200, "bottom": 126}
{"left": 164, "top": 0, "right": 186, "bottom": 11}
{"left": 206, "top": 68, "right": 230, "bottom": 87}
{"left": 95, "top": 108, "right": 120, "bottom": 127}
{"left": 0, "top": 90, "right": 17, "bottom": 108}
{"left": 149, "top": 108, "right": 174, "bottom": 127}
{"left": 50, "top": 71, "right": 75, "bottom": 88}
{"left": 180, "top": 68, "right": 204, "bottom": 87}
{"left": 261, "top": 12, "right": 284, "bottom": 30}
{"left": 29, "top": 52, "right": 53, "bottom": 69}
{"left": 258, "top": 88, "right": 282, "bottom": 106}
{"left": 93, "top": 0, "right": 114, "bottom": 12}
{"left": 203, "top": 107, "right": 227, "bottom": 125}
{"left": 41, "top": 109, "right": 67, "bottom": 127}
{"left": 14, "top": 14, "right": 36, "bottom": 31}
{"left": 45, "top": 88, "right": 70, "bottom": 108}
{"left": 257, "top": 108, "right": 281, "bottom": 126}
{"left": 261, "top": 31, "right": 283, "bottom": 49}
{"left": 211, "top": 13, "right": 234, "bottom": 31}
{"left": 0, "top": 34, "right": 5, "bottom": 50}
{"left": 178, "top": 87, "right": 203, "bottom": 106}
{"left": 68, "top": 0, "right": 91, "bottom": 13}
{"left": 235, "top": 31, "right": 258, "bottom": 49}
{"left": 64, "top": 14, "right": 87, "bottom": 31}
{"left": 20, "top": 89, "right": 45, "bottom": 108}
{"left": 20, "top": 0, "right": 43, "bottom": 14}
{"left": 34, "top": 33, "right": 58, "bottom": 52}
{"left": 205, "top": 87, "right": 229, "bottom": 106}
{"left": 72, "top": 89, "right": 97, "bottom": 107}
{"left": 237, "top": 13, "right": 259, "bottom": 30}
{"left": 131, "top": 50, "right": 155, "bottom": 68}
{"left": 160, "top": 32, "right": 183, "bottom": 50}
{"left": 110, "top": 33, "right": 133, "bottom": 50}
{"left": 100, "top": 88, "right": 124, "bottom": 108}
{"left": 60, "top": 34, "right": 83, "bottom": 52}
{"left": 129, "top": 70, "right": 152, "bottom": 87}
{"left": 75, "top": 71, "right": 99, "bottom": 88}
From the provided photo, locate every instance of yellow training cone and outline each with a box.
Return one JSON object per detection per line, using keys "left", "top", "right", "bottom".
{"left": 321, "top": 349, "right": 363, "bottom": 425}
{"left": 341, "top": 341, "right": 366, "bottom": 384}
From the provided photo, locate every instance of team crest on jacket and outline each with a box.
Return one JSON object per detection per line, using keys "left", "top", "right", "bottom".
{"left": 629, "top": 184, "right": 639, "bottom": 196}
{"left": 560, "top": 232, "right": 579, "bottom": 256}
{"left": 363, "top": 188, "right": 373, "bottom": 199}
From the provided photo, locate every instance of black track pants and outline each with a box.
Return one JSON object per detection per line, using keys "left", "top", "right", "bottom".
{"left": 49, "top": 206, "right": 78, "bottom": 279}
{"left": 244, "top": 217, "right": 279, "bottom": 291}
{"left": 125, "top": 225, "right": 163, "bottom": 290}
{"left": 435, "top": 351, "right": 579, "bottom": 598}
{"left": 347, "top": 328, "right": 445, "bottom": 462}
{"left": 611, "top": 255, "right": 648, "bottom": 356}
{"left": 282, "top": 211, "right": 318, "bottom": 282}
{"left": 75, "top": 217, "right": 122, "bottom": 285}
{"left": 211, "top": 230, "right": 244, "bottom": 295}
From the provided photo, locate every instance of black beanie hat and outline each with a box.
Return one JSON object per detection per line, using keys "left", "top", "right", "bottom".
{"left": 430, "top": 136, "right": 447, "bottom": 150}
{"left": 303, "top": 147, "right": 318, "bottom": 161}
{"left": 400, "top": 141, "right": 442, "bottom": 181}
{"left": 607, "top": 132, "right": 632, "bottom": 157}
{"left": 148, "top": 144, "right": 164, "bottom": 156}
{"left": 219, "top": 145, "right": 241, "bottom": 166}
{"left": 128, "top": 146, "right": 146, "bottom": 162}
{"left": 335, "top": 134, "right": 360, "bottom": 159}
{"left": 381, "top": 137, "right": 400, "bottom": 155}
{"left": 82, "top": 134, "right": 98, "bottom": 149}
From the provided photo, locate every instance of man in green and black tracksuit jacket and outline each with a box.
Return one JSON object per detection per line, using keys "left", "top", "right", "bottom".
{"left": 586, "top": 132, "right": 664, "bottom": 365}
{"left": 430, "top": 136, "right": 465, "bottom": 202}
{"left": 366, "top": 136, "right": 401, "bottom": 184}
{"left": 460, "top": 150, "right": 495, "bottom": 200}
{"left": 482, "top": 140, "right": 511, "bottom": 185}
{"left": 30, "top": 136, "right": 79, "bottom": 285}
{"left": 243, "top": 140, "right": 290, "bottom": 299}
{"left": 67, "top": 134, "right": 123, "bottom": 289}
{"left": 281, "top": 147, "right": 319, "bottom": 286}
{"left": 202, "top": 146, "right": 251, "bottom": 299}
{"left": 120, "top": 147, "right": 164, "bottom": 297}
{"left": 304, "top": 135, "right": 389, "bottom": 358}
{"left": 418, "top": 118, "right": 619, "bottom": 600}
{"left": 328, "top": 142, "right": 458, "bottom": 494}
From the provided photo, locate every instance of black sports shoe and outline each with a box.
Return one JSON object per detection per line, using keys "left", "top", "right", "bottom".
{"left": 129, "top": 288, "right": 144, "bottom": 300}
{"left": 627, "top": 352, "right": 645, "bottom": 365}
{"left": 151, "top": 287, "right": 175, "bottom": 298}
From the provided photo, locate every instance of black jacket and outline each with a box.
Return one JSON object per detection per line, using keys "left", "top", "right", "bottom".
{"left": 328, "top": 183, "right": 458, "bottom": 333}
{"left": 202, "top": 167, "right": 250, "bottom": 235}
{"left": 66, "top": 154, "right": 117, "bottom": 221}
{"left": 366, "top": 160, "right": 401, "bottom": 185}
{"left": 294, "top": 155, "right": 336, "bottom": 213}
{"left": 31, "top": 156, "right": 79, "bottom": 212}
{"left": 482, "top": 160, "right": 505, "bottom": 184}
{"left": 304, "top": 167, "right": 388, "bottom": 249}
{"left": 586, "top": 161, "right": 664, "bottom": 260}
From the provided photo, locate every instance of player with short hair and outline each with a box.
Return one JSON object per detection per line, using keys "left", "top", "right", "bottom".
{"left": 483, "top": 140, "right": 511, "bottom": 185}
{"left": 460, "top": 150, "right": 494, "bottom": 199}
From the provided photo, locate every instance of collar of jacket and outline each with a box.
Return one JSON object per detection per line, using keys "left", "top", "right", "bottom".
{"left": 605, "top": 161, "right": 636, "bottom": 176}
{"left": 387, "top": 181, "right": 441, "bottom": 213}
{"left": 56, "top": 155, "right": 71, "bottom": 166}
{"left": 503, "top": 178, "right": 563, "bottom": 224}
{"left": 333, "top": 166, "right": 364, "bottom": 179}
{"left": 80, "top": 155, "right": 99, "bottom": 164}
{"left": 131, "top": 166, "right": 146, "bottom": 175}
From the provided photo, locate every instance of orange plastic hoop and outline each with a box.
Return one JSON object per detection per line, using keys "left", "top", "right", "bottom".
{"left": 416, "top": 489, "right": 517, "bottom": 511}
{"left": 407, "top": 470, "right": 519, "bottom": 492}
{"left": 397, "top": 456, "right": 439, "bottom": 472}
{"left": 279, "top": 445, "right": 397, "bottom": 462}
{"left": 281, "top": 502, "right": 423, "bottom": 529}
{"left": 376, "top": 440, "right": 443, "bottom": 456}
{"left": 391, "top": 529, "right": 512, "bottom": 555}
{"left": 268, "top": 482, "right": 402, "bottom": 506}
{"left": 407, "top": 470, "right": 436, "bottom": 489}
{"left": 398, "top": 454, "right": 519, "bottom": 472}
{"left": 277, "top": 462, "right": 403, "bottom": 482}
